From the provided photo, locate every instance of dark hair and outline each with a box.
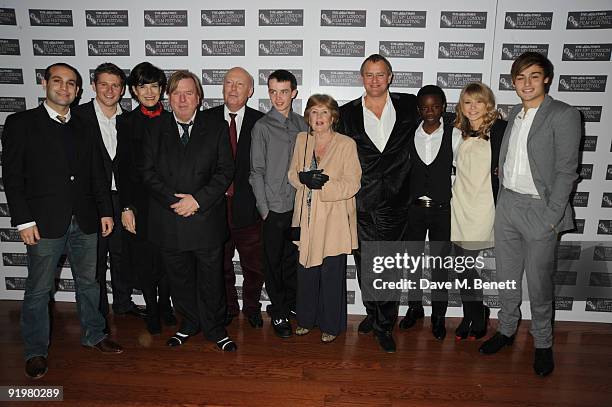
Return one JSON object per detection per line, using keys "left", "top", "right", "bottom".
{"left": 166, "top": 70, "right": 203, "bottom": 104}
{"left": 127, "top": 62, "right": 167, "bottom": 99}
{"left": 360, "top": 54, "right": 393, "bottom": 75}
{"left": 304, "top": 94, "right": 340, "bottom": 129}
{"left": 511, "top": 52, "right": 554, "bottom": 83}
{"left": 44, "top": 62, "right": 82, "bottom": 89}
{"left": 417, "top": 85, "right": 447, "bottom": 107}
{"left": 267, "top": 69, "right": 297, "bottom": 90}
{"left": 93, "top": 62, "right": 126, "bottom": 87}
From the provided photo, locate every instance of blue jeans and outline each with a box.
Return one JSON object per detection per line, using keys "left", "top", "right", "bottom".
{"left": 22, "top": 217, "right": 106, "bottom": 360}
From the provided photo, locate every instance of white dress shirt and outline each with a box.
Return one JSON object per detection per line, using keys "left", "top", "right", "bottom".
{"left": 224, "top": 104, "right": 245, "bottom": 140}
{"left": 93, "top": 99, "right": 122, "bottom": 191}
{"left": 362, "top": 92, "right": 396, "bottom": 152}
{"left": 503, "top": 106, "right": 540, "bottom": 195}
{"left": 17, "top": 103, "right": 73, "bottom": 231}
{"left": 174, "top": 111, "right": 197, "bottom": 137}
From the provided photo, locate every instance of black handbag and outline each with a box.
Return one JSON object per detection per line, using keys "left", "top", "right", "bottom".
{"left": 285, "top": 132, "right": 310, "bottom": 241}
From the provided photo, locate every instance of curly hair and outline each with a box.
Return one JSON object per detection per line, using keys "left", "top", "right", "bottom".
{"left": 454, "top": 82, "right": 499, "bottom": 140}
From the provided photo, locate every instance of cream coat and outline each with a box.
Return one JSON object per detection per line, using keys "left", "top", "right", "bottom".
{"left": 288, "top": 131, "right": 361, "bottom": 268}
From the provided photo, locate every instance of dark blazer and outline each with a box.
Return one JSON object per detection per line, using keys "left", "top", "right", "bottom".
{"left": 140, "top": 110, "right": 234, "bottom": 251}
{"left": 72, "top": 101, "right": 118, "bottom": 195}
{"left": 488, "top": 118, "right": 507, "bottom": 205}
{"left": 201, "top": 104, "right": 264, "bottom": 228}
{"left": 1, "top": 104, "right": 112, "bottom": 238}
{"left": 116, "top": 108, "right": 170, "bottom": 240}
{"left": 337, "top": 93, "right": 420, "bottom": 212}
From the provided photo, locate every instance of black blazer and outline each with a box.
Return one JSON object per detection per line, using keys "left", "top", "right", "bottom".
{"left": 201, "top": 105, "right": 264, "bottom": 228}
{"left": 488, "top": 118, "right": 507, "bottom": 205}
{"left": 338, "top": 93, "right": 420, "bottom": 212}
{"left": 1, "top": 104, "right": 112, "bottom": 238}
{"left": 115, "top": 108, "right": 170, "bottom": 240}
{"left": 140, "top": 111, "right": 234, "bottom": 251}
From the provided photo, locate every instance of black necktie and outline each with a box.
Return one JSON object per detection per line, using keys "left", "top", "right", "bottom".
{"left": 178, "top": 121, "right": 193, "bottom": 146}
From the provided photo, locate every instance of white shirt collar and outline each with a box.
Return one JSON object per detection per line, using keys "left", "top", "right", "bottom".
{"left": 43, "top": 101, "right": 71, "bottom": 123}
{"left": 173, "top": 110, "right": 197, "bottom": 125}
{"left": 93, "top": 98, "right": 122, "bottom": 120}
{"left": 224, "top": 104, "right": 245, "bottom": 119}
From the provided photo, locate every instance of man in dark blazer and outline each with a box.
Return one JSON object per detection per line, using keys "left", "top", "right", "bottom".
{"left": 480, "top": 52, "right": 582, "bottom": 376}
{"left": 74, "top": 63, "right": 146, "bottom": 321}
{"left": 338, "top": 54, "right": 419, "bottom": 353}
{"left": 141, "top": 70, "right": 237, "bottom": 351}
{"left": 2, "top": 62, "right": 123, "bottom": 380}
{"left": 201, "top": 67, "right": 265, "bottom": 328}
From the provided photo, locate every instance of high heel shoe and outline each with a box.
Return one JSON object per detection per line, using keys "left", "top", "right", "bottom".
{"left": 468, "top": 305, "right": 490, "bottom": 340}
{"left": 455, "top": 317, "right": 472, "bottom": 340}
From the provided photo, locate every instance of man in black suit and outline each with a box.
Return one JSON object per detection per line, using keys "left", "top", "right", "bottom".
{"left": 338, "top": 54, "right": 419, "bottom": 353}
{"left": 141, "top": 70, "right": 237, "bottom": 351}
{"left": 74, "top": 63, "right": 146, "bottom": 321}
{"left": 201, "top": 67, "right": 265, "bottom": 328}
{"left": 2, "top": 63, "right": 123, "bottom": 380}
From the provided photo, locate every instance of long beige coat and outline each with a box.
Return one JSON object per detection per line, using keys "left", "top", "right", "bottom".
{"left": 288, "top": 131, "right": 361, "bottom": 268}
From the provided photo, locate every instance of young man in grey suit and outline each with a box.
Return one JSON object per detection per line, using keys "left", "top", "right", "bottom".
{"left": 479, "top": 52, "right": 582, "bottom": 376}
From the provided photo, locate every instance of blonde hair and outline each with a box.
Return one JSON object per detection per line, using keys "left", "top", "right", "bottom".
{"left": 454, "top": 82, "right": 499, "bottom": 140}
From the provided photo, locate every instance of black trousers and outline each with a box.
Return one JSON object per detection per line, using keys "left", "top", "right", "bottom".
{"left": 453, "top": 244, "right": 486, "bottom": 330}
{"left": 97, "top": 193, "right": 133, "bottom": 316}
{"left": 353, "top": 207, "right": 410, "bottom": 333}
{"left": 404, "top": 203, "right": 451, "bottom": 317}
{"left": 262, "top": 210, "right": 297, "bottom": 319}
{"left": 162, "top": 245, "right": 227, "bottom": 342}
{"left": 297, "top": 254, "right": 347, "bottom": 336}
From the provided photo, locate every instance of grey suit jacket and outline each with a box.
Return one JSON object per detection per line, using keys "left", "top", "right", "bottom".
{"left": 498, "top": 94, "right": 581, "bottom": 232}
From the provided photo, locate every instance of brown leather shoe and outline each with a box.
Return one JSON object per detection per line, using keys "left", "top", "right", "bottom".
{"left": 25, "top": 356, "right": 48, "bottom": 379}
{"left": 91, "top": 338, "right": 123, "bottom": 354}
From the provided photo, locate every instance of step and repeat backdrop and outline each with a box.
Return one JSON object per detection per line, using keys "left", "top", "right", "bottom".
{"left": 1, "top": 0, "right": 611, "bottom": 322}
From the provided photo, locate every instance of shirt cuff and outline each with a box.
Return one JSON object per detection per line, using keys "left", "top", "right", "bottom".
{"left": 17, "top": 221, "right": 36, "bottom": 231}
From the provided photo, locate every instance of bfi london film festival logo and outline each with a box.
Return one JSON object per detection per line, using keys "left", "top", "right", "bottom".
{"left": 85, "top": 10, "right": 128, "bottom": 26}
{"left": 0, "top": 8, "right": 17, "bottom": 25}
{"left": 201, "top": 10, "right": 245, "bottom": 26}
{"left": 144, "top": 10, "right": 188, "bottom": 26}
{"left": 602, "top": 193, "right": 612, "bottom": 208}
{"left": 590, "top": 272, "right": 612, "bottom": 288}
{"left": 586, "top": 298, "right": 612, "bottom": 313}
{"left": 3, "top": 253, "right": 28, "bottom": 267}
{"left": 380, "top": 10, "right": 426, "bottom": 28}
{"left": 593, "top": 245, "right": 612, "bottom": 261}
{"left": 0, "top": 38, "right": 20, "bottom": 55}
{"left": 0, "top": 97, "right": 26, "bottom": 112}
{"left": 201, "top": 69, "right": 228, "bottom": 86}
{"left": 89, "top": 69, "right": 131, "bottom": 84}
{"left": 572, "top": 219, "right": 585, "bottom": 234}
{"left": 496, "top": 104, "right": 514, "bottom": 121}
{"left": 437, "top": 72, "right": 483, "bottom": 89}
{"left": 379, "top": 41, "right": 425, "bottom": 58}
{"left": 439, "top": 11, "right": 487, "bottom": 29}
{"left": 607, "top": 164, "right": 612, "bottom": 180}
{"left": 575, "top": 106, "right": 603, "bottom": 122}
{"left": 0, "top": 228, "right": 21, "bottom": 242}
{"left": 571, "top": 191, "right": 589, "bottom": 208}
{"left": 320, "top": 40, "right": 365, "bottom": 58}
{"left": 562, "top": 44, "right": 612, "bottom": 61}
{"left": 501, "top": 43, "right": 549, "bottom": 60}
{"left": 579, "top": 164, "right": 593, "bottom": 181}
{"left": 259, "top": 9, "right": 303, "bottom": 26}
{"left": 145, "top": 40, "right": 189, "bottom": 56}
{"left": 438, "top": 42, "right": 485, "bottom": 59}
{"left": 87, "top": 40, "right": 130, "bottom": 56}
{"left": 580, "top": 135, "right": 598, "bottom": 152}
{"left": 201, "top": 99, "right": 225, "bottom": 109}
{"left": 0, "top": 203, "right": 10, "bottom": 217}
{"left": 258, "top": 69, "right": 303, "bottom": 86}
{"left": 32, "top": 39, "right": 75, "bottom": 56}
{"left": 0, "top": 68, "right": 23, "bottom": 84}
{"left": 392, "top": 72, "right": 423, "bottom": 89}
{"left": 598, "top": 220, "right": 612, "bottom": 235}
{"left": 29, "top": 9, "right": 73, "bottom": 26}
{"left": 321, "top": 10, "right": 367, "bottom": 27}
{"left": 566, "top": 11, "right": 612, "bottom": 29}
{"left": 259, "top": 40, "right": 302, "bottom": 56}
{"left": 499, "top": 74, "right": 515, "bottom": 91}
{"left": 504, "top": 12, "right": 553, "bottom": 30}
{"left": 318, "top": 70, "right": 361, "bottom": 87}
{"left": 558, "top": 75, "right": 607, "bottom": 92}
{"left": 258, "top": 99, "right": 302, "bottom": 114}
{"left": 202, "top": 40, "right": 245, "bottom": 56}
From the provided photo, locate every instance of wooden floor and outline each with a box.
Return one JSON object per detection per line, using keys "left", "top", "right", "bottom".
{"left": 0, "top": 300, "right": 611, "bottom": 407}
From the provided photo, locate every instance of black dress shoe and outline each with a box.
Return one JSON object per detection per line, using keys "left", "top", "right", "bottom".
{"left": 479, "top": 332, "right": 515, "bottom": 354}
{"left": 399, "top": 306, "right": 425, "bottom": 330}
{"left": 167, "top": 332, "right": 190, "bottom": 347}
{"left": 358, "top": 315, "right": 374, "bottom": 334}
{"left": 162, "top": 312, "right": 177, "bottom": 327}
{"left": 455, "top": 318, "right": 471, "bottom": 340}
{"left": 247, "top": 312, "right": 264, "bottom": 328}
{"left": 374, "top": 330, "right": 396, "bottom": 353}
{"left": 117, "top": 305, "right": 147, "bottom": 319}
{"left": 25, "top": 356, "right": 47, "bottom": 379}
{"left": 469, "top": 305, "right": 490, "bottom": 340}
{"left": 272, "top": 318, "right": 292, "bottom": 338}
{"left": 91, "top": 338, "right": 123, "bottom": 353}
{"left": 431, "top": 315, "right": 446, "bottom": 340}
{"left": 216, "top": 336, "right": 237, "bottom": 352}
{"left": 534, "top": 347, "right": 554, "bottom": 376}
